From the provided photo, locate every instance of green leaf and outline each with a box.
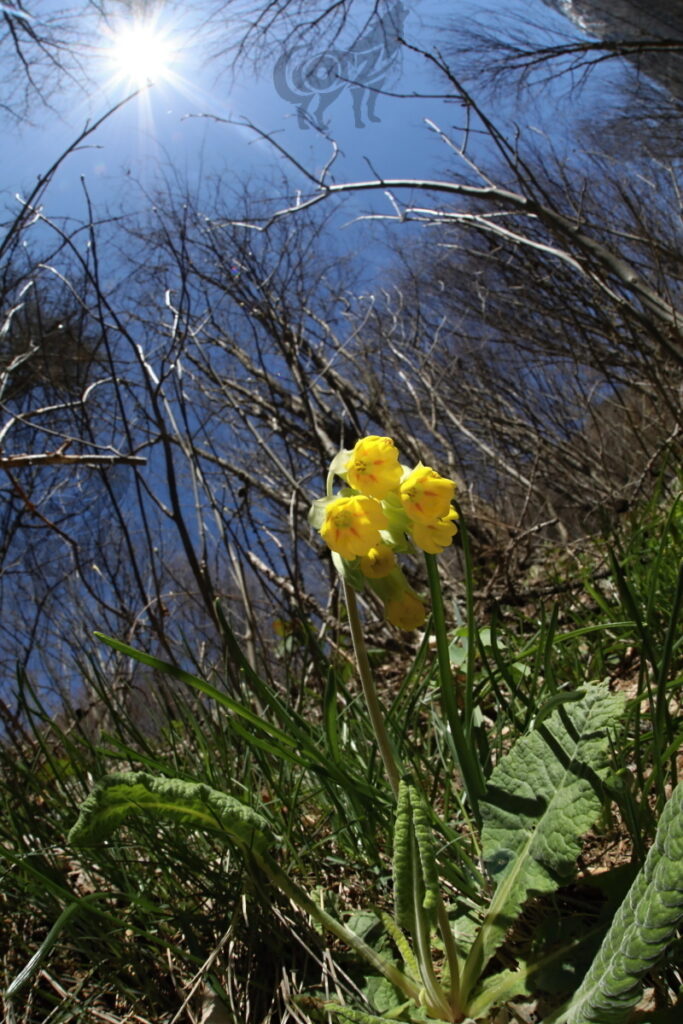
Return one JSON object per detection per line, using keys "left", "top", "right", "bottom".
{"left": 466, "top": 922, "right": 605, "bottom": 1019}
{"left": 460, "top": 684, "right": 624, "bottom": 1007}
{"left": 408, "top": 786, "right": 439, "bottom": 926}
{"left": 468, "top": 966, "right": 531, "bottom": 1013}
{"left": 392, "top": 780, "right": 415, "bottom": 932}
{"left": 391, "top": 780, "right": 439, "bottom": 932}
{"left": 6, "top": 893, "right": 112, "bottom": 999}
{"left": 68, "top": 771, "right": 272, "bottom": 854}
{"left": 320, "top": 1002, "right": 409, "bottom": 1024}
{"left": 376, "top": 910, "right": 421, "bottom": 980}
{"left": 363, "top": 973, "right": 409, "bottom": 1017}
{"left": 562, "top": 782, "right": 683, "bottom": 1024}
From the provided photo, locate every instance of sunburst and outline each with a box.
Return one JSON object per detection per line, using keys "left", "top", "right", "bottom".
{"left": 107, "top": 17, "right": 179, "bottom": 87}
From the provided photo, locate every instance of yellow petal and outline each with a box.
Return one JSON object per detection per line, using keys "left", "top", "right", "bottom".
{"left": 346, "top": 435, "right": 402, "bottom": 500}
{"left": 400, "top": 463, "right": 455, "bottom": 524}
{"left": 410, "top": 507, "right": 459, "bottom": 554}
{"left": 319, "top": 494, "right": 388, "bottom": 560}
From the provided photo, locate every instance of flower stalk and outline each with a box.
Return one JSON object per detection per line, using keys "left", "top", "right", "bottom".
{"left": 343, "top": 579, "right": 401, "bottom": 798}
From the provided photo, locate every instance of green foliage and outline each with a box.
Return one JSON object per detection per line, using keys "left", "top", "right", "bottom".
{"left": 392, "top": 779, "right": 440, "bottom": 933}
{"left": 68, "top": 771, "right": 272, "bottom": 853}
{"left": 319, "top": 1001, "right": 407, "bottom": 1024}
{"left": 409, "top": 785, "right": 440, "bottom": 926}
{"left": 66, "top": 770, "right": 424, "bottom": 1010}
{"left": 2, "top": 486, "right": 681, "bottom": 1022}
{"left": 5, "top": 892, "right": 113, "bottom": 1000}
{"left": 467, "top": 684, "right": 625, "bottom": 996}
{"left": 562, "top": 782, "right": 683, "bottom": 1024}
{"left": 60, "top": 685, "right": 626, "bottom": 1022}
{"left": 392, "top": 780, "right": 415, "bottom": 933}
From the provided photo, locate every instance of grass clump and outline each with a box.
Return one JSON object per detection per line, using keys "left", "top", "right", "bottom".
{"left": 1, "top": 474, "right": 682, "bottom": 1024}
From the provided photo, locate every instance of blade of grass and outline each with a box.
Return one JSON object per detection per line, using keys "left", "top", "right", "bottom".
{"left": 425, "top": 551, "right": 485, "bottom": 826}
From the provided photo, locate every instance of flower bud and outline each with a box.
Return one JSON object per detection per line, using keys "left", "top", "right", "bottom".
{"left": 384, "top": 591, "right": 426, "bottom": 631}
{"left": 360, "top": 542, "right": 397, "bottom": 579}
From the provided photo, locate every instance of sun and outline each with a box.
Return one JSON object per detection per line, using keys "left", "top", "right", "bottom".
{"left": 108, "top": 18, "right": 178, "bottom": 86}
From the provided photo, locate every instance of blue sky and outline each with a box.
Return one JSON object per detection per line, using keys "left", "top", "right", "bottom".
{"left": 5, "top": 2, "right": 432, "bottom": 204}
{"left": 0, "top": 0, "right": 657, "bottom": 697}
{"left": 3, "top": 0, "right": 609, "bottom": 257}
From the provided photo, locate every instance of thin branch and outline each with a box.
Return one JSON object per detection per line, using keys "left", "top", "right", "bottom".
{"left": 0, "top": 451, "right": 146, "bottom": 468}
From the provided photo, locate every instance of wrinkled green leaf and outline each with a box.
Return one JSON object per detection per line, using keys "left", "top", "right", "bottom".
{"left": 363, "top": 973, "right": 408, "bottom": 1017}
{"left": 320, "top": 1002, "right": 404, "bottom": 1024}
{"left": 68, "top": 771, "right": 271, "bottom": 854}
{"left": 392, "top": 780, "right": 415, "bottom": 932}
{"left": 460, "top": 684, "right": 624, "bottom": 1007}
{"left": 563, "top": 782, "right": 683, "bottom": 1024}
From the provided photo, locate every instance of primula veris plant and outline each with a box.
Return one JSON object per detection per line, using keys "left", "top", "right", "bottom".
{"left": 310, "top": 436, "right": 459, "bottom": 630}
{"left": 52, "top": 453, "right": 683, "bottom": 1024}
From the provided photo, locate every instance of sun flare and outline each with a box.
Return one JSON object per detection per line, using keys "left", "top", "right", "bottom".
{"left": 108, "top": 18, "right": 178, "bottom": 86}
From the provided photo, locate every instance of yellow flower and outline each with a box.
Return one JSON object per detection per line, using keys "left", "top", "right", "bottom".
{"left": 320, "top": 494, "right": 388, "bottom": 560}
{"left": 384, "top": 591, "right": 426, "bottom": 631}
{"left": 346, "top": 435, "right": 402, "bottom": 500}
{"left": 360, "top": 542, "right": 396, "bottom": 579}
{"left": 400, "top": 463, "right": 455, "bottom": 524}
{"left": 410, "top": 507, "right": 459, "bottom": 554}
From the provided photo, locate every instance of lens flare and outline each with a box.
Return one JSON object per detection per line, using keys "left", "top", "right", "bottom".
{"left": 108, "top": 18, "right": 178, "bottom": 86}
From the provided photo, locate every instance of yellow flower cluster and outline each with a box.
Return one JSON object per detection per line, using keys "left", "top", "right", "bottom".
{"left": 310, "top": 435, "right": 458, "bottom": 630}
